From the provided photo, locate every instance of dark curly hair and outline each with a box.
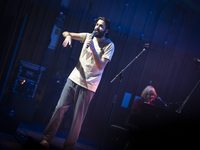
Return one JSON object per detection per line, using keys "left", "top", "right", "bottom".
{"left": 95, "top": 17, "right": 110, "bottom": 38}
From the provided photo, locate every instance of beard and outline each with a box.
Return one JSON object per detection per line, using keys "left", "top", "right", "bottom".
{"left": 95, "top": 29, "right": 106, "bottom": 38}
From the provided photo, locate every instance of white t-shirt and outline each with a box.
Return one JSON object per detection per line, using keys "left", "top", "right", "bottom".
{"left": 68, "top": 33, "right": 115, "bottom": 92}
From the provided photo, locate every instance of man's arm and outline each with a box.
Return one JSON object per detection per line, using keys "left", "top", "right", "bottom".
{"left": 92, "top": 51, "right": 110, "bottom": 71}
{"left": 87, "top": 39, "right": 110, "bottom": 71}
{"left": 62, "top": 31, "right": 81, "bottom": 47}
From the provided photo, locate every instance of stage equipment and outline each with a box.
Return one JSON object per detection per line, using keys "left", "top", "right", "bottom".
{"left": 176, "top": 57, "right": 200, "bottom": 113}
{"left": 0, "top": 109, "right": 19, "bottom": 135}
{"left": 9, "top": 60, "right": 45, "bottom": 122}
{"left": 126, "top": 103, "right": 191, "bottom": 149}
{"left": 99, "top": 43, "right": 149, "bottom": 150}
{"left": 12, "top": 94, "right": 38, "bottom": 124}
{"left": 194, "top": 57, "right": 200, "bottom": 76}
{"left": 130, "top": 103, "right": 185, "bottom": 129}
{"left": 13, "top": 60, "right": 46, "bottom": 98}
{"left": 194, "top": 57, "right": 200, "bottom": 65}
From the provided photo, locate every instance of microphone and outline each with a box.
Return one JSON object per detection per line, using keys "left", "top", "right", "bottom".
{"left": 156, "top": 96, "right": 169, "bottom": 108}
{"left": 86, "top": 31, "right": 97, "bottom": 48}
{"left": 143, "top": 43, "right": 150, "bottom": 50}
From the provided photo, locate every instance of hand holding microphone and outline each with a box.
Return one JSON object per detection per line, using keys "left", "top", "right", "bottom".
{"left": 86, "top": 31, "right": 97, "bottom": 49}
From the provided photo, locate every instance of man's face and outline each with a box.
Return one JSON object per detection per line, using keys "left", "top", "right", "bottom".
{"left": 94, "top": 20, "right": 108, "bottom": 38}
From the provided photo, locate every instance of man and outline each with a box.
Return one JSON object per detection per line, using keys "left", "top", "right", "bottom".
{"left": 40, "top": 17, "right": 114, "bottom": 150}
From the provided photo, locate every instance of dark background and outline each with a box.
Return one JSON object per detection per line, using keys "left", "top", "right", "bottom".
{"left": 0, "top": 0, "right": 200, "bottom": 143}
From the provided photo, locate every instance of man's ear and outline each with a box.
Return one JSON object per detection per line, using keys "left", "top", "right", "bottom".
{"left": 105, "top": 29, "right": 109, "bottom": 34}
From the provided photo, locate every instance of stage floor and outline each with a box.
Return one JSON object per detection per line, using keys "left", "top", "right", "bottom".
{"left": 2, "top": 112, "right": 199, "bottom": 149}
{"left": 0, "top": 122, "right": 108, "bottom": 150}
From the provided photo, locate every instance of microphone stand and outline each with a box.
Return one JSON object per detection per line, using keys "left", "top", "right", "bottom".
{"left": 176, "top": 80, "right": 200, "bottom": 113}
{"left": 99, "top": 43, "right": 149, "bottom": 150}
{"left": 176, "top": 58, "right": 200, "bottom": 113}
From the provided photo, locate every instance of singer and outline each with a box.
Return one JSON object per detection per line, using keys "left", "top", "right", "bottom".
{"left": 40, "top": 17, "right": 114, "bottom": 150}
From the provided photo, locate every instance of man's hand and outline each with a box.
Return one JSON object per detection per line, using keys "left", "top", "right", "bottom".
{"left": 62, "top": 36, "right": 72, "bottom": 48}
{"left": 86, "top": 39, "right": 95, "bottom": 51}
{"left": 86, "top": 39, "right": 109, "bottom": 71}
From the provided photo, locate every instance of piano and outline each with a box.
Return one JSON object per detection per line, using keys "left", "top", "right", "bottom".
{"left": 127, "top": 103, "right": 199, "bottom": 148}
{"left": 129, "top": 103, "right": 185, "bottom": 129}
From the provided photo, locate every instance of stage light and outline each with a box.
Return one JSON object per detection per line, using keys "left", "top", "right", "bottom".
{"left": 21, "top": 79, "right": 26, "bottom": 85}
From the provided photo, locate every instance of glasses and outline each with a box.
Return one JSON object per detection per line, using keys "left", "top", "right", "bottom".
{"left": 147, "top": 93, "right": 156, "bottom": 96}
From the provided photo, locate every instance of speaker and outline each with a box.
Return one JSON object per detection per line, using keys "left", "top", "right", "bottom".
{"left": 12, "top": 94, "right": 38, "bottom": 124}
{"left": 0, "top": 109, "right": 19, "bottom": 135}
{"left": 23, "top": 136, "right": 46, "bottom": 150}
{"left": 13, "top": 60, "right": 45, "bottom": 98}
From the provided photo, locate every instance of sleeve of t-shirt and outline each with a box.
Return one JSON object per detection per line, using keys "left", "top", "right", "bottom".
{"left": 102, "top": 42, "right": 115, "bottom": 61}
{"left": 79, "top": 33, "right": 89, "bottom": 43}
